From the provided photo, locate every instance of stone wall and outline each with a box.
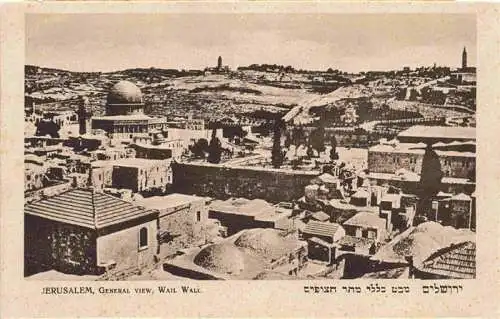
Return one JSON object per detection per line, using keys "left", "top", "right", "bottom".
{"left": 157, "top": 199, "right": 209, "bottom": 256}
{"left": 25, "top": 215, "right": 97, "bottom": 275}
{"left": 96, "top": 219, "right": 158, "bottom": 273}
{"left": 112, "top": 162, "right": 169, "bottom": 193}
{"left": 91, "top": 165, "right": 114, "bottom": 190}
{"left": 172, "top": 162, "right": 320, "bottom": 203}
{"left": 440, "top": 155, "right": 475, "bottom": 179}
{"left": 368, "top": 150, "right": 475, "bottom": 179}
{"left": 368, "top": 151, "right": 422, "bottom": 174}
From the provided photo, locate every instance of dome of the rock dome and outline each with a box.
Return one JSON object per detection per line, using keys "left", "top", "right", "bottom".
{"left": 106, "top": 80, "right": 143, "bottom": 105}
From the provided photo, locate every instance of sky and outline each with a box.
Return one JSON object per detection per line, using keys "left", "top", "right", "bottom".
{"left": 26, "top": 14, "right": 476, "bottom": 73}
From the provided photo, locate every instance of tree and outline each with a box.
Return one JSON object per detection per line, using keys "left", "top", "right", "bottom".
{"left": 330, "top": 135, "right": 338, "bottom": 160}
{"left": 291, "top": 126, "right": 306, "bottom": 146}
{"left": 207, "top": 129, "right": 222, "bottom": 164}
{"left": 271, "top": 119, "right": 284, "bottom": 168}
{"left": 284, "top": 132, "right": 292, "bottom": 148}
{"left": 467, "top": 168, "right": 476, "bottom": 182}
{"left": 310, "top": 126, "right": 326, "bottom": 154}
{"left": 35, "top": 119, "right": 60, "bottom": 138}
{"left": 306, "top": 145, "right": 314, "bottom": 159}
{"left": 417, "top": 144, "right": 443, "bottom": 216}
{"left": 189, "top": 138, "right": 209, "bottom": 158}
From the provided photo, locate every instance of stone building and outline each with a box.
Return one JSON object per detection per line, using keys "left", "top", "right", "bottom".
{"left": 209, "top": 198, "right": 294, "bottom": 236}
{"left": 130, "top": 140, "right": 185, "bottom": 160}
{"left": 24, "top": 188, "right": 158, "bottom": 276}
{"left": 397, "top": 126, "right": 475, "bottom": 144}
{"left": 368, "top": 139, "right": 475, "bottom": 180}
{"left": 111, "top": 158, "right": 171, "bottom": 193}
{"left": 435, "top": 193, "right": 474, "bottom": 230}
{"left": 90, "top": 161, "right": 114, "bottom": 190}
{"left": 25, "top": 155, "right": 48, "bottom": 192}
{"left": 89, "top": 158, "right": 172, "bottom": 193}
{"left": 343, "top": 211, "right": 387, "bottom": 243}
{"left": 337, "top": 211, "right": 388, "bottom": 255}
{"left": 136, "top": 193, "right": 210, "bottom": 255}
{"left": 301, "top": 221, "right": 345, "bottom": 263}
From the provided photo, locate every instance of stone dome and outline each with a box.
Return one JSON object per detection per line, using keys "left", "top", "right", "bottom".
{"left": 234, "top": 228, "right": 291, "bottom": 261}
{"left": 106, "top": 80, "right": 143, "bottom": 105}
{"left": 194, "top": 243, "right": 245, "bottom": 275}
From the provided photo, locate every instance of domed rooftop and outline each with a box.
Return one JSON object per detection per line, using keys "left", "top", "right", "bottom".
{"left": 253, "top": 271, "right": 298, "bottom": 280}
{"left": 194, "top": 243, "right": 245, "bottom": 275}
{"left": 106, "top": 80, "right": 143, "bottom": 105}
{"left": 234, "top": 228, "right": 293, "bottom": 261}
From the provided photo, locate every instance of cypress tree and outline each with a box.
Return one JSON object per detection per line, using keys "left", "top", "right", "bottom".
{"left": 417, "top": 143, "right": 443, "bottom": 215}
{"left": 330, "top": 135, "right": 338, "bottom": 160}
{"left": 207, "top": 129, "right": 222, "bottom": 164}
{"left": 271, "top": 119, "right": 284, "bottom": 168}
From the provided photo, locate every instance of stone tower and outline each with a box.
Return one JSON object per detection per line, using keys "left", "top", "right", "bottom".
{"left": 462, "top": 47, "right": 467, "bottom": 69}
{"left": 217, "top": 56, "right": 222, "bottom": 70}
{"left": 77, "top": 96, "right": 91, "bottom": 135}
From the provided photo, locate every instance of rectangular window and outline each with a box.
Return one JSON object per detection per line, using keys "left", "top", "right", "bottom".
{"left": 139, "top": 227, "right": 148, "bottom": 250}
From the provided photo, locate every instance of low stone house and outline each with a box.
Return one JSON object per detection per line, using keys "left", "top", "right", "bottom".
{"left": 25, "top": 188, "right": 158, "bottom": 276}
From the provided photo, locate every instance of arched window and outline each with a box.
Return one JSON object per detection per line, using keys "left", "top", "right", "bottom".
{"left": 139, "top": 227, "right": 148, "bottom": 249}
{"left": 196, "top": 211, "right": 201, "bottom": 222}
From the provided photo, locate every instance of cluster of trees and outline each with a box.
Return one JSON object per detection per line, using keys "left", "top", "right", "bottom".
{"left": 414, "top": 66, "right": 451, "bottom": 79}
{"left": 189, "top": 129, "right": 224, "bottom": 164}
{"left": 35, "top": 119, "right": 61, "bottom": 138}
{"left": 420, "top": 87, "right": 447, "bottom": 105}
{"left": 238, "top": 64, "right": 296, "bottom": 73}
{"left": 271, "top": 118, "right": 339, "bottom": 169}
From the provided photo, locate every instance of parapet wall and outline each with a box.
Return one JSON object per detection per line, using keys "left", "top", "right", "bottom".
{"left": 172, "top": 162, "right": 320, "bottom": 203}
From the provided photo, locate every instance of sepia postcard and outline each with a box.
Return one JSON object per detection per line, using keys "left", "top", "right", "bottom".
{"left": 1, "top": 1, "right": 499, "bottom": 318}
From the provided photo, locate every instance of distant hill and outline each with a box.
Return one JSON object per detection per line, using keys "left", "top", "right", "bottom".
{"left": 25, "top": 65, "right": 74, "bottom": 76}
{"left": 26, "top": 65, "right": 202, "bottom": 78}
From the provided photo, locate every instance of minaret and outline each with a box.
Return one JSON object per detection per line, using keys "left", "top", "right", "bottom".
{"left": 217, "top": 56, "right": 222, "bottom": 70}
{"left": 462, "top": 47, "right": 467, "bottom": 69}
{"left": 77, "top": 96, "right": 91, "bottom": 135}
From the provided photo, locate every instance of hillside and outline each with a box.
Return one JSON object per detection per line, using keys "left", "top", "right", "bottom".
{"left": 25, "top": 65, "right": 475, "bottom": 125}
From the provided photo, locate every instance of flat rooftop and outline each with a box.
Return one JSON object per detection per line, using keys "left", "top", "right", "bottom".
{"left": 137, "top": 193, "right": 205, "bottom": 210}
{"left": 133, "top": 142, "right": 181, "bottom": 150}
{"left": 92, "top": 114, "right": 153, "bottom": 121}
{"left": 210, "top": 198, "right": 275, "bottom": 217}
{"left": 369, "top": 142, "right": 475, "bottom": 157}
{"left": 109, "top": 158, "right": 169, "bottom": 168}
{"left": 366, "top": 172, "right": 474, "bottom": 185}
{"left": 397, "top": 126, "right": 476, "bottom": 141}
